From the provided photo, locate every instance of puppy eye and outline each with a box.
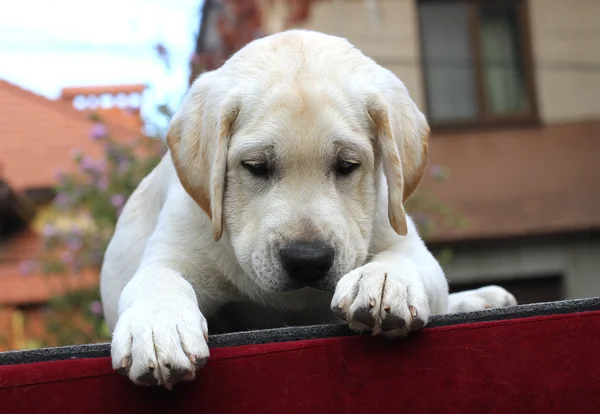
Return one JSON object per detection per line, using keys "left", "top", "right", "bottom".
{"left": 335, "top": 160, "right": 360, "bottom": 176}
{"left": 242, "top": 160, "right": 270, "bottom": 178}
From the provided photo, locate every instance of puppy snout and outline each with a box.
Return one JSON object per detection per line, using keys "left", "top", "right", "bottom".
{"left": 280, "top": 241, "right": 335, "bottom": 283}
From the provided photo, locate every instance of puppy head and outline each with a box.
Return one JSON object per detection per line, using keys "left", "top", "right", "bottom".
{"left": 167, "top": 30, "right": 429, "bottom": 293}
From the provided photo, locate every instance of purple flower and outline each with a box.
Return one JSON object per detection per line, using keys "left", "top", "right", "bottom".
{"left": 42, "top": 224, "right": 57, "bottom": 238}
{"left": 80, "top": 157, "right": 106, "bottom": 176}
{"left": 60, "top": 251, "right": 74, "bottom": 265}
{"left": 80, "top": 156, "right": 95, "bottom": 170}
{"left": 54, "top": 169, "right": 67, "bottom": 182}
{"left": 54, "top": 192, "right": 70, "bottom": 208}
{"left": 97, "top": 177, "right": 109, "bottom": 191}
{"left": 110, "top": 193, "right": 126, "bottom": 208}
{"left": 19, "top": 260, "right": 35, "bottom": 276}
{"left": 66, "top": 238, "right": 83, "bottom": 251}
{"left": 89, "top": 123, "right": 108, "bottom": 141}
{"left": 88, "top": 300, "right": 103, "bottom": 316}
{"left": 117, "top": 159, "right": 130, "bottom": 174}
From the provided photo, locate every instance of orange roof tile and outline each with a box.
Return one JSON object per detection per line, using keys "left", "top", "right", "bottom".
{"left": 59, "top": 84, "right": 146, "bottom": 131}
{"left": 0, "top": 79, "right": 142, "bottom": 190}
{"left": 0, "top": 271, "right": 99, "bottom": 306}
{"left": 59, "top": 84, "right": 146, "bottom": 99}
{"left": 0, "top": 230, "right": 99, "bottom": 305}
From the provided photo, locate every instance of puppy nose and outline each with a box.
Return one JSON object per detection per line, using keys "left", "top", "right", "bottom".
{"left": 280, "top": 241, "right": 335, "bottom": 282}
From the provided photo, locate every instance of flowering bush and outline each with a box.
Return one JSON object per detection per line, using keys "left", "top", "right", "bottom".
{"left": 19, "top": 114, "right": 167, "bottom": 347}
{"left": 33, "top": 120, "right": 166, "bottom": 276}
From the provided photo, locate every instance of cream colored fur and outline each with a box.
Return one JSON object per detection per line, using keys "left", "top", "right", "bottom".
{"left": 100, "top": 30, "right": 516, "bottom": 389}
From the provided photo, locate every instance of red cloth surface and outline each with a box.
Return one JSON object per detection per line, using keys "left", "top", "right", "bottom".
{"left": 2, "top": 311, "right": 600, "bottom": 414}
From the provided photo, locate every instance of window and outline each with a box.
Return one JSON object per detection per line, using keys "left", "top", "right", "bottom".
{"left": 418, "top": 0, "right": 537, "bottom": 127}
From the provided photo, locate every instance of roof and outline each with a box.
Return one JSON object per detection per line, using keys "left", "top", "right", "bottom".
{"left": 58, "top": 84, "right": 146, "bottom": 131}
{"left": 0, "top": 79, "right": 142, "bottom": 190}
{"left": 0, "top": 228, "right": 98, "bottom": 305}
{"left": 422, "top": 120, "right": 600, "bottom": 243}
{"left": 0, "top": 271, "right": 98, "bottom": 306}
{"left": 59, "top": 84, "right": 146, "bottom": 99}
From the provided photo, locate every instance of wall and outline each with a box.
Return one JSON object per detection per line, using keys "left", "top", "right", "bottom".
{"left": 302, "top": 0, "right": 600, "bottom": 125}
{"left": 528, "top": 0, "right": 600, "bottom": 123}
{"left": 300, "top": 0, "right": 426, "bottom": 109}
{"left": 436, "top": 235, "right": 600, "bottom": 302}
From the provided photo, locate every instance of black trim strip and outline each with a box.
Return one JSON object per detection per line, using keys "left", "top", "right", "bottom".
{"left": 1, "top": 297, "right": 599, "bottom": 366}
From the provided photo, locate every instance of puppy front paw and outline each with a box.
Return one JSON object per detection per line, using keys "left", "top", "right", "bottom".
{"left": 448, "top": 285, "right": 518, "bottom": 313}
{"left": 331, "top": 261, "right": 430, "bottom": 338}
{"left": 111, "top": 299, "right": 209, "bottom": 389}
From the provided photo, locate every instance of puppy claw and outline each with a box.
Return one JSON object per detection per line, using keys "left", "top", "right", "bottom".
{"left": 169, "top": 366, "right": 191, "bottom": 384}
{"left": 110, "top": 299, "right": 210, "bottom": 389}
{"left": 194, "top": 357, "right": 208, "bottom": 370}
{"left": 332, "top": 305, "right": 347, "bottom": 321}
{"left": 381, "top": 315, "right": 406, "bottom": 332}
{"left": 137, "top": 371, "right": 159, "bottom": 386}
{"left": 410, "top": 317, "right": 426, "bottom": 331}
{"left": 332, "top": 262, "right": 431, "bottom": 339}
{"left": 115, "top": 357, "right": 131, "bottom": 376}
{"left": 353, "top": 307, "right": 376, "bottom": 329}
{"left": 116, "top": 367, "right": 129, "bottom": 377}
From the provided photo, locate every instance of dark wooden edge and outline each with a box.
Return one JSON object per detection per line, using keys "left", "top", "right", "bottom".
{"left": 1, "top": 296, "right": 599, "bottom": 366}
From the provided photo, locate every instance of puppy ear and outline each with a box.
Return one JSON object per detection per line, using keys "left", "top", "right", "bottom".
{"left": 167, "top": 75, "right": 240, "bottom": 241}
{"left": 367, "top": 85, "right": 430, "bottom": 236}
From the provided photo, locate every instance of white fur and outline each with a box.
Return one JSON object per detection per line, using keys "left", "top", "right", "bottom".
{"left": 100, "top": 30, "right": 516, "bottom": 389}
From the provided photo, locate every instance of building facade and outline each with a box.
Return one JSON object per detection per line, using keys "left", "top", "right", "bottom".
{"left": 298, "top": 0, "right": 600, "bottom": 304}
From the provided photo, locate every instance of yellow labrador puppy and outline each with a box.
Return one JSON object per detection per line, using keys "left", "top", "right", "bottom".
{"left": 100, "top": 30, "right": 516, "bottom": 389}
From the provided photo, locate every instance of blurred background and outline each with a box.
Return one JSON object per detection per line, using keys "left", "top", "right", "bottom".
{"left": 0, "top": 0, "right": 598, "bottom": 351}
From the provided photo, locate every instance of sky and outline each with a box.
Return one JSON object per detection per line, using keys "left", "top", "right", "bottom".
{"left": 0, "top": 0, "right": 204, "bottom": 128}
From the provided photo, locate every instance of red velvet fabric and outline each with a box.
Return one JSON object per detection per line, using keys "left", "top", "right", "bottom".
{"left": 2, "top": 311, "right": 600, "bottom": 413}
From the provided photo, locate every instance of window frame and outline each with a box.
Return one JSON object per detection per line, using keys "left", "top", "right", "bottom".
{"left": 417, "top": 0, "right": 539, "bottom": 130}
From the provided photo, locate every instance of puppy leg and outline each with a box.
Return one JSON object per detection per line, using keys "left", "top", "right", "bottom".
{"left": 331, "top": 217, "right": 448, "bottom": 338}
{"left": 110, "top": 193, "right": 220, "bottom": 389}
{"left": 447, "top": 285, "right": 517, "bottom": 314}
{"left": 112, "top": 268, "right": 210, "bottom": 389}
